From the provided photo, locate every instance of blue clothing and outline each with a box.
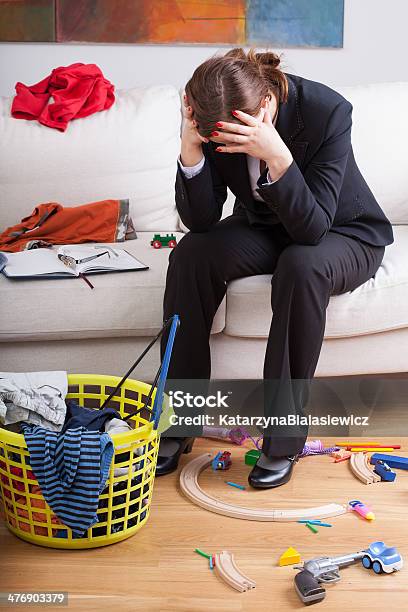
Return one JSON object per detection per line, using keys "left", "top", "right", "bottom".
{"left": 62, "top": 399, "right": 119, "bottom": 433}
{"left": 21, "top": 423, "right": 114, "bottom": 536}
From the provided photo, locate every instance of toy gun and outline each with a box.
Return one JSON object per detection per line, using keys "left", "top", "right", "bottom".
{"left": 294, "top": 550, "right": 365, "bottom": 604}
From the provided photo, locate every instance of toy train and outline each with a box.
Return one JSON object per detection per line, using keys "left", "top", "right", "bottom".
{"left": 211, "top": 451, "right": 232, "bottom": 471}
{"left": 150, "top": 234, "right": 177, "bottom": 249}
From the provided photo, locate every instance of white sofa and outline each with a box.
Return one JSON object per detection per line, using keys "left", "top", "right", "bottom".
{"left": 1, "top": 81, "right": 408, "bottom": 380}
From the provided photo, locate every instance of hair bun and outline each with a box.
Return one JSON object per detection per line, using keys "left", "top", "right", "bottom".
{"left": 224, "top": 47, "right": 281, "bottom": 70}
{"left": 256, "top": 51, "right": 281, "bottom": 69}
{"left": 247, "top": 48, "right": 281, "bottom": 71}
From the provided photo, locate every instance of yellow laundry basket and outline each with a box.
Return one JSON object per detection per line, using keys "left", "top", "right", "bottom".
{"left": 0, "top": 373, "right": 169, "bottom": 549}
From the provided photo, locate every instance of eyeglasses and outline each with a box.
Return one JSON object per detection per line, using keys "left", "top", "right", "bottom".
{"left": 58, "top": 250, "right": 110, "bottom": 269}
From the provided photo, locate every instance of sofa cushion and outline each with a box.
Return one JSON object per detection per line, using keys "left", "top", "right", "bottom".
{"left": 0, "top": 85, "right": 181, "bottom": 231}
{"left": 335, "top": 82, "right": 408, "bottom": 224}
{"left": 0, "top": 233, "right": 225, "bottom": 342}
{"left": 224, "top": 226, "right": 408, "bottom": 339}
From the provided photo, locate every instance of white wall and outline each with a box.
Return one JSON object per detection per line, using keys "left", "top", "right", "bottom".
{"left": 0, "top": 0, "right": 407, "bottom": 97}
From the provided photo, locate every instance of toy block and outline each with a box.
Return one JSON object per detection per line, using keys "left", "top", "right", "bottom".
{"left": 370, "top": 453, "right": 408, "bottom": 471}
{"left": 245, "top": 449, "right": 261, "bottom": 466}
{"left": 279, "top": 547, "right": 301, "bottom": 566}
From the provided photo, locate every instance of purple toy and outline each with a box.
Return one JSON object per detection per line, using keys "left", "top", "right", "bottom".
{"left": 202, "top": 426, "right": 262, "bottom": 449}
{"left": 203, "top": 427, "right": 338, "bottom": 458}
{"left": 299, "top": 440, "right": 339, "bottom": 458}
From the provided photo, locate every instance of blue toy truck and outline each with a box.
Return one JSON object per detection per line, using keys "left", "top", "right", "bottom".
{"left": 373, "top": 459, "right": 396, "bottom": 482}
{"left": 362, "top": 541, "right": 403, "bottom": 574}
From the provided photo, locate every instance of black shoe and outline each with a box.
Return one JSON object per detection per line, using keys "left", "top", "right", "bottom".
{"left": 155, "top": 437, "right": 195, "bottom": 476}
{"left": 248, "top": 455, "right": 298, "bottom": 489}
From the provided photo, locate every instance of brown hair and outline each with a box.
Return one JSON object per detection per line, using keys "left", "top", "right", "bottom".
{"left": 185, "top": 47, "right": 289, "bottom": 138}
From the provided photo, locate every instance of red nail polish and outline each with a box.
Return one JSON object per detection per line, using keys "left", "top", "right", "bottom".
{"left": 216, "top": 147, "right": 222, "bottom": 152}
{"left": 215, "top": 122, "right": 223, "bottom": 127}
{"left": 232, "top": 110, "right": 239, "bottom": 116}
{"left": 211, "top": 131, "right": 219, "bottom": 136}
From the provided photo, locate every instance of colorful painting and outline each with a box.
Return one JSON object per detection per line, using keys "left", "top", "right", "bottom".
{"left": 0, "top": 0, "right": 344, "bottom": 48}
{"left": 0, "top": 0, "right": 55, "bottom": 42}
{"left": 56, "top": 0, "right": 246, "bottom": 45}
{"left": 247, "top": 0, "right": 344, "bottom": 48}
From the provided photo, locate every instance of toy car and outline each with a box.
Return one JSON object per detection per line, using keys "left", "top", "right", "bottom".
{"left": 211, "top": 451, "right": 232, "bottom": 471}
{"left": 362, "top": 541, "right": 403, "bottom": 574}
{"left": 150, "top": 233, "right": 177, "bottom": 249}
{"left": 373, "top": 459, "right": 396, "bottom": 482}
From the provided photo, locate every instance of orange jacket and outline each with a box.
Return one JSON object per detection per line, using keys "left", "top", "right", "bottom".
{"left": 0, "top": 198, "right": 134, "bottom": 252}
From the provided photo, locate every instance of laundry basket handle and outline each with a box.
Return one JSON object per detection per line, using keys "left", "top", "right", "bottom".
{"left": 152, "top": 314, "right": 179, "bottom": 429}
{"left": 99, "top": 314, "right": 179, "bottom": 413}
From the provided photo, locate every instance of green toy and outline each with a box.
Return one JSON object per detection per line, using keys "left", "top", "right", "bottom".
{"left": 151, "top": 233, "right": 177, "bottom": 249}
{"left": 245, "top": 449, "right": 261, "bottom": 466}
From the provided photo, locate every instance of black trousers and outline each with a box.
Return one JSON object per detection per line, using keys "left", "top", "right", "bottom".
{"left": 161, "top": 215, "right": 385, "bottom": 457}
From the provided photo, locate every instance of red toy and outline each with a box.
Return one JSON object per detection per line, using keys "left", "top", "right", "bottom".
{"left": 211, "top": 451, "right": 232, "bottom": 471}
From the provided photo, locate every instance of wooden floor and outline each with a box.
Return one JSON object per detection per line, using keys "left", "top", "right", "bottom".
{"left": 1, "top": 437, "right": 407, "bottom": 611}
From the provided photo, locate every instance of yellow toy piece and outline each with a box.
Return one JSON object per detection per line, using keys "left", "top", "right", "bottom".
{"left": 279, "top": 546, "right": 302, "bottom": 566}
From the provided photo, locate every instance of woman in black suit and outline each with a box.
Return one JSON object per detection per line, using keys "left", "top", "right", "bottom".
{"left": 157, "top": 48, "right": 393, "bottom": 487}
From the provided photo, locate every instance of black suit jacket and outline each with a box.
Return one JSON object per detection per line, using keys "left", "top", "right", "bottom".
{"left": 175, "top": 72, "right": 394, "bottom": 247}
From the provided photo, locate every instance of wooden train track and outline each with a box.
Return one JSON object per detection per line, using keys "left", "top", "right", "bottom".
{"left": 350, "top": 452, "right": 381, "bottom": 484}
{"left": 214, "top": 550, "right": 256, "bottom": 592}
{"left": 179, "top": 453, "right": 347, "bottom": 522}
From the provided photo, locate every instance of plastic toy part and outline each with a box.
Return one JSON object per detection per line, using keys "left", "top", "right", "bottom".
{"left": 370, "top": 453, "right": 408, "bottom": 471}
{"left": 279, "top": 547, "right": 301, "bottom": 566}
{"left": 362, "top": 541, "right": 403, "bottom": 574}
{"left": 179, "top": 454, "right": 347, "bottom": 522}
{"left": 245, "top": 449, "right": 261, "bottom": 466}
{"left": 336, "top": 443, "right": 401, "bottom": 449}
{"left": 214, "top": 551, "right": 256, "bottom": 592}
{"left": 297, "top": 520, "right": 332, "bottom": 527}
{"left": 331, "top": 449, "right": 352, "bottom": 463}
{"left": 373, "top": 460, "right": 396, "bottom": 482}
{"left": 349, "top": 500, "right": 375, "bottom": 521}
{"left": 195, "top": 548, "right": 212, "bottom": 559}
{"left": 202, "top": 426, "right": 257, "bottom": 446}
{"left": 294, "top": 549, "right": 366, "bottom": 605}
{"left": 211, "top": 451, "right": 232, "bottom": 471}
{"left": 299, "top": 440, "right": 339, "bottom": 458}
{"left": 150, "top": 233, "right": 177, "bottom": 249}
{"left": 349, "top": 452, "right": 381, "bottom": 485}
{"left": 225, "top": 481, "right": 245, "bottom": 490}
{"left": 350, "top": 448, "right": 395, "bottom": 452}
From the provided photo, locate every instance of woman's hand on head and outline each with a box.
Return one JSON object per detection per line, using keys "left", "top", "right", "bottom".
{"left": 211, "top": 107, "right": 293, "bottom": 180}
{"left": 181, "top": 93, "right": 209, "bottom": 150}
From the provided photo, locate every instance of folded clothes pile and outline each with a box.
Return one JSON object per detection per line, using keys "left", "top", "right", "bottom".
{"left": 0, "top": 371, "right": 67, "bottom": 431}
{"left": 0, "top": 370, "right": 145, "bottom": 538}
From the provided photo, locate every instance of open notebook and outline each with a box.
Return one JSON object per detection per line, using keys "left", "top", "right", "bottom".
{"left": 1, "top": 245, "right": 148, "bottom": 279}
